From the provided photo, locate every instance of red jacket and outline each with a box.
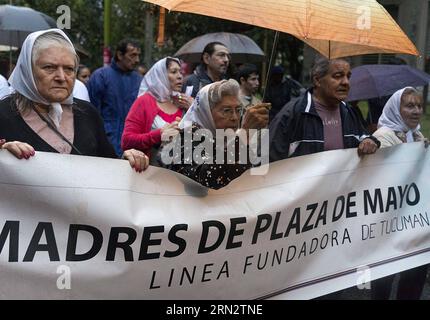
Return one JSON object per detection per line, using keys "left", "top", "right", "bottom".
{"left": 121, "top": 93, "right": 161, "bottom": 158}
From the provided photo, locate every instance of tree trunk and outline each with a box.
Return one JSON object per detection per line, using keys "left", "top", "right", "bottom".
{"left": 144, "top": 7, "right": 155, "bottom": 68}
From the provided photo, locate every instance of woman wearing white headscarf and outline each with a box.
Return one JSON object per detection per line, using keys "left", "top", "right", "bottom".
{"left": 158, "top": 79, "right": 269, "bottom": 189}
{"left": 121, "top": 57, "right": 193, "bottom": 165}
{"left": 371, "top": 86, "right": 427, "bottom": 300}
{"left": 373, "top": 87, "right": 425, "bottom": 147}
{"left": 0, "top": 29, "right": 148, "bottom": 172}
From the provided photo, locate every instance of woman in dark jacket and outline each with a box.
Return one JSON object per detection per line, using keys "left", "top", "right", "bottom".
{"left": 0, "top": 29, "right": 148, "bottom": 172}
{"left": 159, "top": 79, "right": 269, "bottom": 189}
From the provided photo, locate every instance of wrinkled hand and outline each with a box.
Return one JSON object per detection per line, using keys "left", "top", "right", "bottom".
{"left": 0, "top": 140, "right": 35, "bottom": 159}
{"left": 241, "top": 103, "right": 270, "bottom": 130}
{"left": 122, "top": 149, "right": 149, "bottom": 173}
{"left": 357, "top": 138, "right": 379, "bottom": 156}
{"left": 173, "top": 94, "right": 193, "bottom": 111}
{"left": 161, "top": 117, "right": 181, "bottom": 135}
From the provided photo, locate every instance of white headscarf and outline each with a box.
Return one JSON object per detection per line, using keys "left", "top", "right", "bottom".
{"left": 9, "top": 28, "right": 76, "bottom": 129}
{"left": 179, "top": 83, "right": 217, "bottom": 135}
{"left": 138, "top": 57, "right": 180, "bottom": 102}
{"left": 378, "top": 87, "right": 421, "bottom": 143}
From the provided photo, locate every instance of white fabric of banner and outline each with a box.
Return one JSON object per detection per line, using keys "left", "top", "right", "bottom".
{"left": 0, "top": 142, "right": 429, "bottom": 299}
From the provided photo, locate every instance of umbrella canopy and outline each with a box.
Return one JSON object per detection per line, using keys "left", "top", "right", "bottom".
{"left": 0, "top": 5, "right": 57, "bottom": 47}
{"left": 174, "top": 32, "right": 264, "bottom": 63}
{"left": 347, "top": 64, "right": 430, "bottom": 101}
{"left": 144, "top": 0, "right": 418, "bottom": 58}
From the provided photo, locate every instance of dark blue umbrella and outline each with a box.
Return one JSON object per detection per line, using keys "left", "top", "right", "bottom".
{"left": 0, "top": 5, "right": 57, "bottom": 47}
{"left": 347, "top": 64, "right": 430, "bottom": 102}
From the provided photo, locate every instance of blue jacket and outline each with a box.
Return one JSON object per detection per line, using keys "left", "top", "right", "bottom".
{"left": 88, "top": 60, "right": 142, "bottom": 156}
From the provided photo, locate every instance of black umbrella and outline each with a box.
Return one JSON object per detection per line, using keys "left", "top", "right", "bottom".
{"left": 0, "top": 4, "right": 57, "bottom": 47}
{"left": 174, "top": 32, "right": 265, "bottom": 63}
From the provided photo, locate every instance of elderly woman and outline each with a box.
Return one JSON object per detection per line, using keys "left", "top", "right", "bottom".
{"left": 121, "top": 57, "right": 192, "bottom": 165}
{"left": 159, "top": 79, "right": 269, "bottom": 189}
{"left": 372, "top": 87, "right": 427, "bottom": 300}
{"left": 0, "top": 29, "right": 148, "bottom": 172}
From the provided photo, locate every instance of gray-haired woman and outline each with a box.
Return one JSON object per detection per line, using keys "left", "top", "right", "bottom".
{"left": 159, "top": 79, "right": 270, "bottom": 189}
{"left": 0, "top": 29, "right": 148, "bottom": 172}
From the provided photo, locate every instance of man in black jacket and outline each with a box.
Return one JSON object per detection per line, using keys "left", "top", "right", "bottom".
{"left": 269, "top": 55, "right": 380, "bottom": 162}
{"left": 183, "top": 42, "right": 230, "bottom": 98}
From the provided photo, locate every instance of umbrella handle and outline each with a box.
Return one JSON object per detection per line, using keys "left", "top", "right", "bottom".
{"left": 262, "top": 31, "right": 280, "bottom": 101}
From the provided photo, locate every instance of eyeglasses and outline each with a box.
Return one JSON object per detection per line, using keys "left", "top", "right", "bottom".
{"left": 219, "top": 107, "right": 244, "bottom": 119}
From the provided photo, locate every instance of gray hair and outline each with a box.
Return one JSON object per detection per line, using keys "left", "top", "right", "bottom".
{"left": 32, "top": 31, "right": 79, "bottom": 71}
{"left": 208, "top": 79, "right": 240, "bottom": 109}
{"left": 401, "top": 87, "right": 422, "bottom": 107}
{"left": 310, "top": 55, "right": 350, "bottom": 86}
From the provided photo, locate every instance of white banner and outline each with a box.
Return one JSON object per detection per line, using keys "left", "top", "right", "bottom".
{"left": 0, "top": 142, "right": 429, "bottom": 300}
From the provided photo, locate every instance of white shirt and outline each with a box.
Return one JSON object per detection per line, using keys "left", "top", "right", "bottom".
{"left": 0, "top": 74, "right": 12, "bottom": 100}
{"left": 72, "top": 79, "right": 90, "bottom": 102}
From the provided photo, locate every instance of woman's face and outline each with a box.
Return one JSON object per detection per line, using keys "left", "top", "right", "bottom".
{"left": 211, "top": 95, "right": 242, "bottom": 130}
{"left": 400, "top": 93, "right": 423, "bottom": 129}
{"left": 33, "top": 46, "right": 76, "bottom": 103}
{"left": 167, "top": 61, "right": 183, "bottom": 92}
{"left": 77, "top": 67, "right": 91, "bottom": 84}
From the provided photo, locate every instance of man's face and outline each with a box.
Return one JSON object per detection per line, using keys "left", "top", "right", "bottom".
{"left": 117, "top": 44, "right": 141, "bottom": 71}
{"left": 33, "top": 46, "right": 76, "bottom": 103}
{"left": 241, "top": 72, "right": 260, "bottom": 95}
{"left": 204, "top": 45, "right": 230, "bottom": 77}
{"left": 315, "top": 60, "right": 351, "bottom": 102}
{"left": 211, "top": 95, "right": 241, "bottom": 131}
{"left": 400, "top": 94, "right": 423, "bottom": 129}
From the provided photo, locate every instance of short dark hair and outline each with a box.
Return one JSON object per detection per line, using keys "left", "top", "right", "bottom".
{"left": 201, "top": 41, "right": 227, "bottom": 63}
{"left": 235, "top": 63, "right": 259, "bottom": 83}
{"left": 114, "top": 39, "right": 140, "bottom": 61}
{"left": 310, "top": 54, "right": 350, "bottom": 86}
{"left": 166, "top": 57, "right": 181, "bottom": 69}
{"left": 77, "top": 64, "right": 89, "bottom": 75}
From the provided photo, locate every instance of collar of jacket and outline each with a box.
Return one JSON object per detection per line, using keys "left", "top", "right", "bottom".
{"left": 194, "top": 64, "right": 227, "bottom": 82}
{"left": 110, "top": 58, "right": 133, "bottom": 74}
{"left": 302, "top": 89, "right": 347, "bottom": 117}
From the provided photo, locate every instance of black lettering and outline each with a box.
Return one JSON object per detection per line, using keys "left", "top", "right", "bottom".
{"left": 226, "top": 217, "right": 246, "bottom": 249}
{"left": 0, "top": 221, "right": 19, "bottom": 262}
{"left": 385, "top": 187, "right": 397, "bottom": 212}
{"left": 314, "top": 201, "right": 328, "bottom": 228}
{"left": 302, "top": 203, "right": 317, "bottom": 232}
{"left": 252, "top": 214, "right": 272, "bottom": 244}
{"left": 364, "top": 189, "right": 384, "bottom": 215}
{"left": 139, "top": 226, "right": 164, "bottom": 260}
{"left": 346, "top": 192, "right": 357, "bottom": 218}
{"left": 398, "top": 185, "right": 408, "bottom": 208}
{"left": 406, "top": 183, "right": 420, "bottom": 206}
{"left": 198, "top": 221, "right": 226, "bottom": 254}
{"left": 164, "top": 224, "right": 188, "bottom": 258}
{"left": 270, "top": 212, "right": 283, "bottom": 240}
{"left": 23, "top": 222, "right": 59, "bottom": 262}
{"left": 66, "top": 224, "right": 103, "bottom": 262}
{"left": 332, "top": 195, "right": 345, "bottom": 222}
{"left": 284, "top": 207, "right": 301, "bottom": 237}
{"left": 106, "top": 227, "right": 137, "bottom": 261}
